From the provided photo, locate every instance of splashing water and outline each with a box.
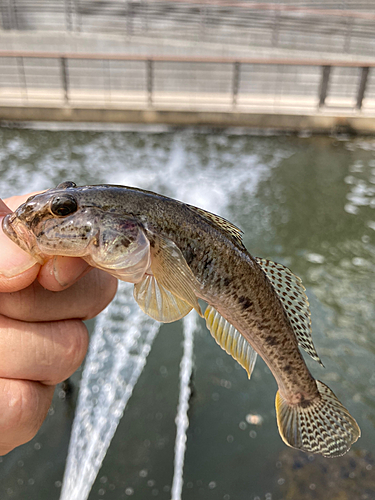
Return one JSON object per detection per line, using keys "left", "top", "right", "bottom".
{"left": 171, "top": 313, "right": 197, "bottom": 500}
{"left": 59, "top": 281, "right": 160, "bottom": 500}
{"left": 58, "top": 131, "right": 272, "bottom": 500}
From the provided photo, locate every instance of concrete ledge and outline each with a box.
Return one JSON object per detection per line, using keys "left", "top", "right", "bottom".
{"left": 1, "top": 106, "right": 375, "bottom": 134}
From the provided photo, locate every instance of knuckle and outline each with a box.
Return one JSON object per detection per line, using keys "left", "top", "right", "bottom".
{"left": 0, "top": 380, "right": 27, "bottom": 431}
{"left": 46, "top": 321, "right": 89, "bottom": 385}
{"left": 82, "top": 270, "right": 117, "bottom": 320}
{"left": 0, "top": 380, "right": 51, "bottom": 451}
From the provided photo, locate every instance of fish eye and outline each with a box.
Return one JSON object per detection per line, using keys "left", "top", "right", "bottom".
{"left": 50, "top": 195, "right": 78, "bottom": 217}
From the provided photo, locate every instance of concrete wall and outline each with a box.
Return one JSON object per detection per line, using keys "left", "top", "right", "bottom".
{"left": 1, "top": 106, "right": 375, "bottom": 135}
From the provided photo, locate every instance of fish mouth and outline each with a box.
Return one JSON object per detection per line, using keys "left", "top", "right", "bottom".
{"left": 2, "top": 213, "right": 45, "bottom": 264}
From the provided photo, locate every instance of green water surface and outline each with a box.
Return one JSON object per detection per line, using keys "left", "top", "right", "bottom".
{"left": 0, "top": 128, "right": 374, "bottom": 500}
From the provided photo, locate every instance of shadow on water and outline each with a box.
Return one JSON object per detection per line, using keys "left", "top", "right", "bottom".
{"left": 277, "top": 448, "right": 374, "bottom": 500}
{"left": 0, "top": 128, "right": 374, "bottom": 499}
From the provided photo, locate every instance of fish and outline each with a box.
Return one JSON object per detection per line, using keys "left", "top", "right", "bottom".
{"left": 2, "top": 181, "right": 360, "bottom": 457}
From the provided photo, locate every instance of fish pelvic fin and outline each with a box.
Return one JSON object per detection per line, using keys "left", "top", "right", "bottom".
{"left": 145, "top": 232, "right": 203, "bottom": 318}
{"left": 134, "top": 274, "right": 193, "bottom": 323}
{"left": 275, "top": 381, "right": 360, "bottom": 458}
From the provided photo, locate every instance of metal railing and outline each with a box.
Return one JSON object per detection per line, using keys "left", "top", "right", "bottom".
{"left": 2, "top": 1, "right": 375, "bottom": 56}
{"left": 0, "top": 52, "right": 374, "bottom": 113}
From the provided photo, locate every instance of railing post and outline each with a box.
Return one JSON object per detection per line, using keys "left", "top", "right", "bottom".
{"left": 147, "top": 59, "right": 153, "bottom": 107}
{"left": 9, "top": 0, "right": 19, "bottom": 30}
{"left": 142, "top": 0, "right": 149, "bottom": 33}
{"left": 232, "top": 61, "right": 240, "bottom": 107}
{"left": 344, "top": 17, "right": 353, "bottom": 53}
{"left": 356, "top": 67, "right": 369, "bottom": 110}
{"left": 126, "top": 0, "right": 133, "bottom": 36}
{"left": 319, "top": 65, "right": 331, "bottom": 108}
{"left": 64, "top": 0, "right": 73, "bottom": 31}
{"left": 106, "top": 59, "right": 111, "bottom": 104}
{"left": 16, "top": 56, "right": 27, "bottom": 102}
{"left": 60, "top": 57, "right": 69, "bottom": 104}
{"left": 73, "top": 0, "right": 81, "bottom": 32}
{"left": 199, "top": 5, "right": 207, "bottom": 38}
{"left": 272, "top": 7, "right": 280, "bottom": 47}
{"left": 0, "top": 0, "right": 12, "bottom": 29}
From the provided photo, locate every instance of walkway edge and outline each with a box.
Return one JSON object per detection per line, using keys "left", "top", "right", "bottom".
{"left": 1, "top": 106, "right": 375, "bottom": 134}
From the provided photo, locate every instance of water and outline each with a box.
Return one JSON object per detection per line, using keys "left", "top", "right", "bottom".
{"left": 171, "top": 313, "right": 197, "bottom": 500}
{"left": 59, "top": 281, "right": 160, "bottom": 500}
{"left": 0, "top": 128, "right": 374, "bottom": 499}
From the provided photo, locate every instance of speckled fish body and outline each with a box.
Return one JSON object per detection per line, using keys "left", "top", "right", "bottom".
{"left": 2, "top": 182, "right": 360, "bottom": 457}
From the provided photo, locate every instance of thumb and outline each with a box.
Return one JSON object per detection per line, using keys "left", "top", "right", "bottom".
{"left": 0, "top": 199, "right": 40, "bottom": 290}
{"left": 0, "top": 198, "right": 12, "bottom": 216}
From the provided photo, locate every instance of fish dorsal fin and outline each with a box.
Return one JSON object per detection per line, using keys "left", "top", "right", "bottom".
{"left": 204, "top": 305, "right": 257, "bottom": 379}
{"left": 186, "top": 204, "right": 245, "bottom": 250}
{"left": 146, "top": 232, "right": 203, "bottom": 318}
{"left": 134, "top": 274, "right": 193, "bottom": 323}
{"left": 255, "top": 258, "right": 323, "bottom": 366}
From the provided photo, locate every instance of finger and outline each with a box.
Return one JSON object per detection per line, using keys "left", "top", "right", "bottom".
{"left": 0, "top": 197, "right": 40, "bottom": 291}
{"left": 4, "top": 191, "right": 44, "bottom": 212}
{"left": 0, "top": 268, "right": 118, "bottom": 322}
{"left": 0, "top": 378, "right": 54, "bottom": 455}
{"left": 0, "top": 198, "right": 11, "bottom": 216}
{"left": 0, "top": 315, "right": 89, "bottom": 386}
{"left": 37, "top": 256, "right": 93, "bottom": 292}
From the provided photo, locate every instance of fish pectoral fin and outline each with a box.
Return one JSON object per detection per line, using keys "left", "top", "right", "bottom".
{"left": 205, "top": 305, "right": 257, "bottom": 379}
{"left": 134, "top": 274, "right": 193, "bottom": 322}
{"left": 147, "top": 232, "right": 203, "bottom": 317}
{"left": 255, "top": 257, "right": 323, "bottom": 366}
{"left": 275, "top": 381, "right": 360, "bottom": 457}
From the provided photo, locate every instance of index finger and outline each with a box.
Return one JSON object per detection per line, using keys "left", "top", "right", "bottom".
{"left": 0, "top": 197, "right": 40, "bottom": 292}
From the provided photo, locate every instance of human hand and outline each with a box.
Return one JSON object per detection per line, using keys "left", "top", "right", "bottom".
{"left": 0, "top": 193, "right": 118, "bottom": 455}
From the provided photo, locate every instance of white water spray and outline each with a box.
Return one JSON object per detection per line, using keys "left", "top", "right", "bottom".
{"left": 59, "top": 281, "right": 160, "bottom": 500}
{"left": 171, "top": 312, "right": 197, "bottom": 500}
{"left": 59, "top": 130, "right": 270, "bottom": 500}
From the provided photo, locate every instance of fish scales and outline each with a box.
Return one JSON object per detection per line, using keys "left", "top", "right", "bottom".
{"left": 124, "top": 193, "right": 317, "bottom": 399}
{"left": 2, "top": 182, "right": 360, "bottom": 458}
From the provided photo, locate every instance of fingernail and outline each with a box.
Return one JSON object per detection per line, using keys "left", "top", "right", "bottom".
{"left": 53, "top": 256, "right": 91, "bottom": 288}
{"left": 0, "top": 217, "right": 38, "bottom": 277}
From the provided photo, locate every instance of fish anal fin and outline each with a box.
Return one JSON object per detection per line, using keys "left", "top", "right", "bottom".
{"left": 275, "top": 381, "right": 360, "bottom": 457}
{"left": 256, "top": 257, "right": 323, "bottom": 366}
{"left": 134, "top": 274, "right": 192, "bottom": 322}
{"left": 186, "top": 204, "right": 245, "bottom": 250}
{"left": 148, "top": 232, "right": 202, "bottom": 317}
{"left": 205, "top": 305, "right": 257, "bottom": 379}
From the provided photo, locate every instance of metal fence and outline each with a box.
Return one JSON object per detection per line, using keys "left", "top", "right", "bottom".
{"left": 0, "top": 52, "right": 374, "bottom": 113}
{"left": 2, "top": 1, "right": 375, "bottom": 56}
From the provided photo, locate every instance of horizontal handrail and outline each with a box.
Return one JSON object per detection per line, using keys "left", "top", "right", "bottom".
{"left": 145, "top": 0, "right": 375, "bottom": 21}
{"left": 1, "top": 51, "right": 375, "bottom": 68}
{"left": 0, "top": 51, "right": 372, "bottom": 112}
{"left": 5, "top": 0, "right": 375, "bottom": 20}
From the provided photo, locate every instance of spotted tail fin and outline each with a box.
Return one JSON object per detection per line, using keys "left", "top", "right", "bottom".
{"left": 275, "top": 381, "right": 360, "bottom": 457}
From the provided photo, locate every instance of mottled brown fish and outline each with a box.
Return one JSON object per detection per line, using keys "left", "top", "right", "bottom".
{"left": 2, "top": 181, "right": 360, "bottom": 457}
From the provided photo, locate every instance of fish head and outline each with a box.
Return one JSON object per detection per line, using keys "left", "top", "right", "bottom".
{"left": 2, "top": 181, "right": 151, "bottom": 282}
{"left": 3, "top": 182, "right": 96, "bottom": 262}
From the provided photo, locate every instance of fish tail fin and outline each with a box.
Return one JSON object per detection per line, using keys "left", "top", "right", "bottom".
{"left": 275, "top": 380, "right": 360, "bottom": 457}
